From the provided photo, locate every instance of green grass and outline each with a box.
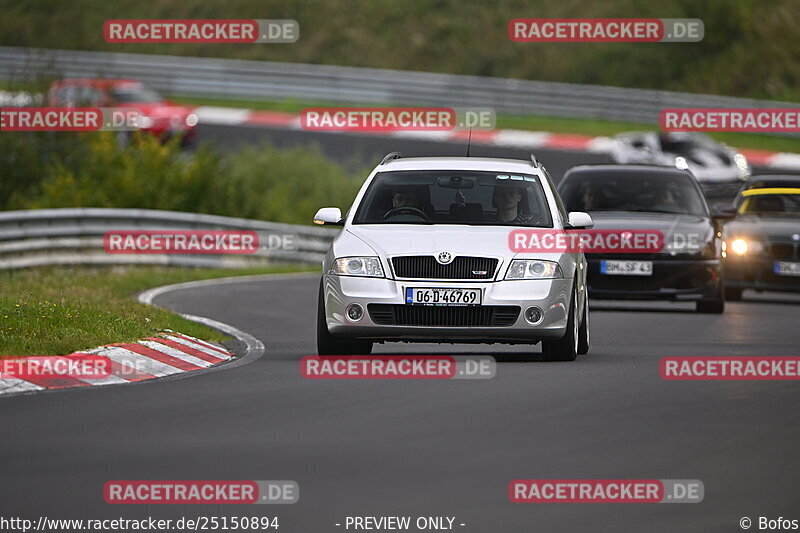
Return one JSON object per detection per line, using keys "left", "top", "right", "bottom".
{"left": 176, "top": 95, "right": 800, "bottom": 154}
{"left": 0, "top": 265, "right": 316, "bottom": 356}
{"left": 1, "top": 0, "right": 799, "bottom": 102}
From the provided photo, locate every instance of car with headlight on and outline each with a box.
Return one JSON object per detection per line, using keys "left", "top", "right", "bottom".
{"left": 558, "top": 164, "right": 726, "bottom": 313}
{"left": 48, "top": 79, "right": 197, "bottom": 146}
{"left": 722, "top": 181, "right": 800, "bottom": 300}
{"left": 610, "top": 132, "right": 750, "bottom": 195}
{"left": 313, "top": 153, "right": 593, "bottom": 361}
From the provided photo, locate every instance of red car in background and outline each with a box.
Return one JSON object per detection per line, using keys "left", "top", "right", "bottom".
{"left": 48, "top": 79, "right": 197, "bottom": 146}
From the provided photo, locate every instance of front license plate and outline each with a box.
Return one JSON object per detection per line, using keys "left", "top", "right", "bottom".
{"left": 406, "top": 287, "right": 481, "bottom": 306}
{"left": 775, "top": 261, "right": 800, "bottom": 277}
{"left": 601, "top": 260, "right": 653, "bottom": 276}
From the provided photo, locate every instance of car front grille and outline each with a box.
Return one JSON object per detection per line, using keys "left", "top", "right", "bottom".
{"left": 392, "top": 256, "right": 498, "bottom": 280}
{"left": 368, "top": 304, "right": 520, "bottom": 327}
{"left": 769, "top": 243, "right": 798, "bottom": 261}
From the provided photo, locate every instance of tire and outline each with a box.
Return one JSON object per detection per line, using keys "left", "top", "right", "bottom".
{"left": 541, "top": 287, "right": 579, "bottom": 362}
{"left": 696, "top": 283, "right": 725, "bottom": 314}
{"left": 577, "top": 294, "right": 590, "bottom": 355}
{"left": 725, "top": 287, "right": 743, "bottom": 301}
{"left": 316, "top": 280, "right": 373, "bottom": 355}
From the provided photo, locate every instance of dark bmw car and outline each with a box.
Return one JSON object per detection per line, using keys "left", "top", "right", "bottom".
{"left": 722, "top": 176, "right": 800, "bottom": 300}
{"left": 558, "top": 165, "right": 725, "bottom": 313}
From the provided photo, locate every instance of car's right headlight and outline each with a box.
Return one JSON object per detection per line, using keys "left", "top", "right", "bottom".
{"left": 505, "top": 260, "right": 562, "bottom": 280}
{"left": 330, "top": 257, "right": 384, "bottom": 277}
{"left": 729, "top": 238, "right": 764, "bottom": 256}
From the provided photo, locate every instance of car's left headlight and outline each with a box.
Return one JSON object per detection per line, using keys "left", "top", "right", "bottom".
{"left": 330, "top": 257, "right": 384, "bottom": 277}
{"left": 505, "top": 260, "right": 562, "bottom": 280}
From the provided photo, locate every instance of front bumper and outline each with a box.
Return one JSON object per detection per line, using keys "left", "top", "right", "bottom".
{"left": 726, "top": 256, "right": 800, "bottom": 293}
{"left": 322, "top": 275, "right": 574, "bottom": 343}
{"left": 587, "top": 258, "right": 721, "bottom": 301}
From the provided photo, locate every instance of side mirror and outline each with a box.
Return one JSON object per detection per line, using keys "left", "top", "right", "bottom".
{"left": 567, "top": 211, "right": 594, "bottom": 230}
{"left": 313, "top": 207, "right": 344, "bottom": 226}
{"left": 711, "top": 202, "right": 737, "bottom": 220}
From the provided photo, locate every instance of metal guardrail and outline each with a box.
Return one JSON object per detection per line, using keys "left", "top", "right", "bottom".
{"left": 0, "top": 208, "right": 336, "bottom": 270}
{"left": 1, "top": 46, "right": 798, "bottom": 127}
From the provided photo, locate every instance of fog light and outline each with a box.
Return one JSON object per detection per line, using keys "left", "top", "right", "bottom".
{"left": 346, "top": 304, "right": 364, "bottom": 321}
{"left": 524, "top": 306, "right": 543, "bottom": 324}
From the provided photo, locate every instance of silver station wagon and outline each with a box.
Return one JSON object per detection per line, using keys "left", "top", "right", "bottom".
{"left": 313, "top": 153, "right": 593, "bottom": 361}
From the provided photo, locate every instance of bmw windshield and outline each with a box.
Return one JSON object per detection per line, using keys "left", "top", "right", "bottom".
{"left": 353, "top": 171, "right": 553, "bottom": 227}
{"left": 560, "top": 171, "right": 708, "bottom": 216}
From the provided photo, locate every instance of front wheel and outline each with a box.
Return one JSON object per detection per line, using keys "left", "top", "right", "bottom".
{"left": 577, "top": 294, "right": 590, "bottom": 355}
{"left": 317, "top": 280, "right": 373, "bottom": 355}
{"left": 725, "top": 287, "right": 743, "bottom": 301}
{"left": 697, "top": 282, "right": 725, "bottom": 314}
{"left": 541, "top": 288, "right": 579, "bottom": 362}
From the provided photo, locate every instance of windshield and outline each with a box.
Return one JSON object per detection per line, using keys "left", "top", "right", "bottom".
{"left": 353, "top": 170, "right": 553, "bottom": 227}
{"left": 110, "top": 86, "right": 164, "bottom": 103}
{"left": 738, "top": 191, "right": 800, "bottom": 215}
{"left": 560, "top": 171, "right": 708, "bottom": 216}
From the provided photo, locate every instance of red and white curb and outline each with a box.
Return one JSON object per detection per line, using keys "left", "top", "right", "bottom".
{"left": 193, "top": 106, "right": 800, "bottom": 170}
{"left": 0, "top": 331, "right": 233, "bottom": 396}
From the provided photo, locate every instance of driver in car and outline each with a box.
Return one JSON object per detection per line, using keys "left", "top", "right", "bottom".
{"left": 651, "top": 186, "right": 680, "bottom": 213}
{"left": 391, "top": 189, "right": 419, "bottom": 210}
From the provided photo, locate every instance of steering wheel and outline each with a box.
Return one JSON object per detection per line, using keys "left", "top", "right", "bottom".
{"left": 383, "top": 207, "right": 430, "bottom": 221}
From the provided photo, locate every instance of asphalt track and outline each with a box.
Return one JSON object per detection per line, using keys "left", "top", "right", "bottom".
{"left": 2, "top": 124, "right": 800, "bottom": 532}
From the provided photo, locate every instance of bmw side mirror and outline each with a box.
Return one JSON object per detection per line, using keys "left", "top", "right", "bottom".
{"left": 712, "top": 202, "right": 737, "bottom": 220}
{"left": 313, "top": 207, "right": 344, "bottom": 226}
{"left": 566, "top": 211, "right": 594, "bottom": 230}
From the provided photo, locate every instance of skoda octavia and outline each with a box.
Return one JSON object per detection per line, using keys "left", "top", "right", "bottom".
{"left": 313, "top": 153, "right": 592, "bottom": 361}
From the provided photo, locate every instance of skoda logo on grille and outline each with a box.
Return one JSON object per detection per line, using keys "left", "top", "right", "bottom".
{"left": 436, "top": 251, "right": 454, "bottom": 264}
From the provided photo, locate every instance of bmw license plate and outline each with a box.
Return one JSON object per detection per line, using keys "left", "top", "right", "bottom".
{"left": 406, "top": 287, "right": 481, "bottom": 306}
{"left": 775, "top": 261, "right": 800, "bottom": 277}
{"left": 601, "top": 260, "right": 653, "bottom": 276}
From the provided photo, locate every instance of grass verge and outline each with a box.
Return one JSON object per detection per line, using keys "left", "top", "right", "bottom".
{"left": 176, "top": 95, "right": 800, "bottom": 154}
{"left": 0, "top": 265, "right": 316, "bottom": 356}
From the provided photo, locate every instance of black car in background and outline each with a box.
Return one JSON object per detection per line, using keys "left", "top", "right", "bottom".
{"left": 559, "top": 165, "right": 725, "bottom": 313}
{"left": 722, "top": 175, "right": 800, "bottom": 300}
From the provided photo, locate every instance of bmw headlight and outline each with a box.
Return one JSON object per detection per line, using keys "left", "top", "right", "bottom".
{"left": 729, "top": 238, "right": 764, "bottom": 256}
{"left": 331, "top": 257, "right": 384, "bottom": 277}
{"left": 505, "top": 260, "right": 562, "bottom": 280}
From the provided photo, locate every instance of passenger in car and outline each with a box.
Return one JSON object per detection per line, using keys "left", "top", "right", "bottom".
{"left": 492, "top": 186, "right": 533, "bottom": 224}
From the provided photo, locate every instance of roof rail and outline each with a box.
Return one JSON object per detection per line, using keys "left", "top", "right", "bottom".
{"left": 380, "top": 152, "right": 403, "bottom": 165}
{"left": 530, "top": 154, "right": 540, "bottom": 168}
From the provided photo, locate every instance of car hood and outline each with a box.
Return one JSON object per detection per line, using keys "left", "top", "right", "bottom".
{"left": 587, "top": 212, "right": 715, "bottom": 245}
{"left": 724, "top": 215, "right": 800, "bottom": 241}
{"left": 344, "top": 225, "right": 532, "bottom": 259}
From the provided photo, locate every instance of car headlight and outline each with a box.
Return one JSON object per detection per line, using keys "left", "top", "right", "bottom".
{"left": 185, "top": 113, "right": 198, "bottom": 127}
{"left": 330, "top": 257, "right": 384, "bottom": 277}
{"left": 729, "top": 238, "right": 764, "bottom": 256}
{"left": 505, "top": 260, "right": 562, "bottom": 280}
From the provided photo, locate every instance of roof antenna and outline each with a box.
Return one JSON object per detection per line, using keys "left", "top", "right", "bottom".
{"left": 466, "top": 127, "right": 473, "bottom": 157}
